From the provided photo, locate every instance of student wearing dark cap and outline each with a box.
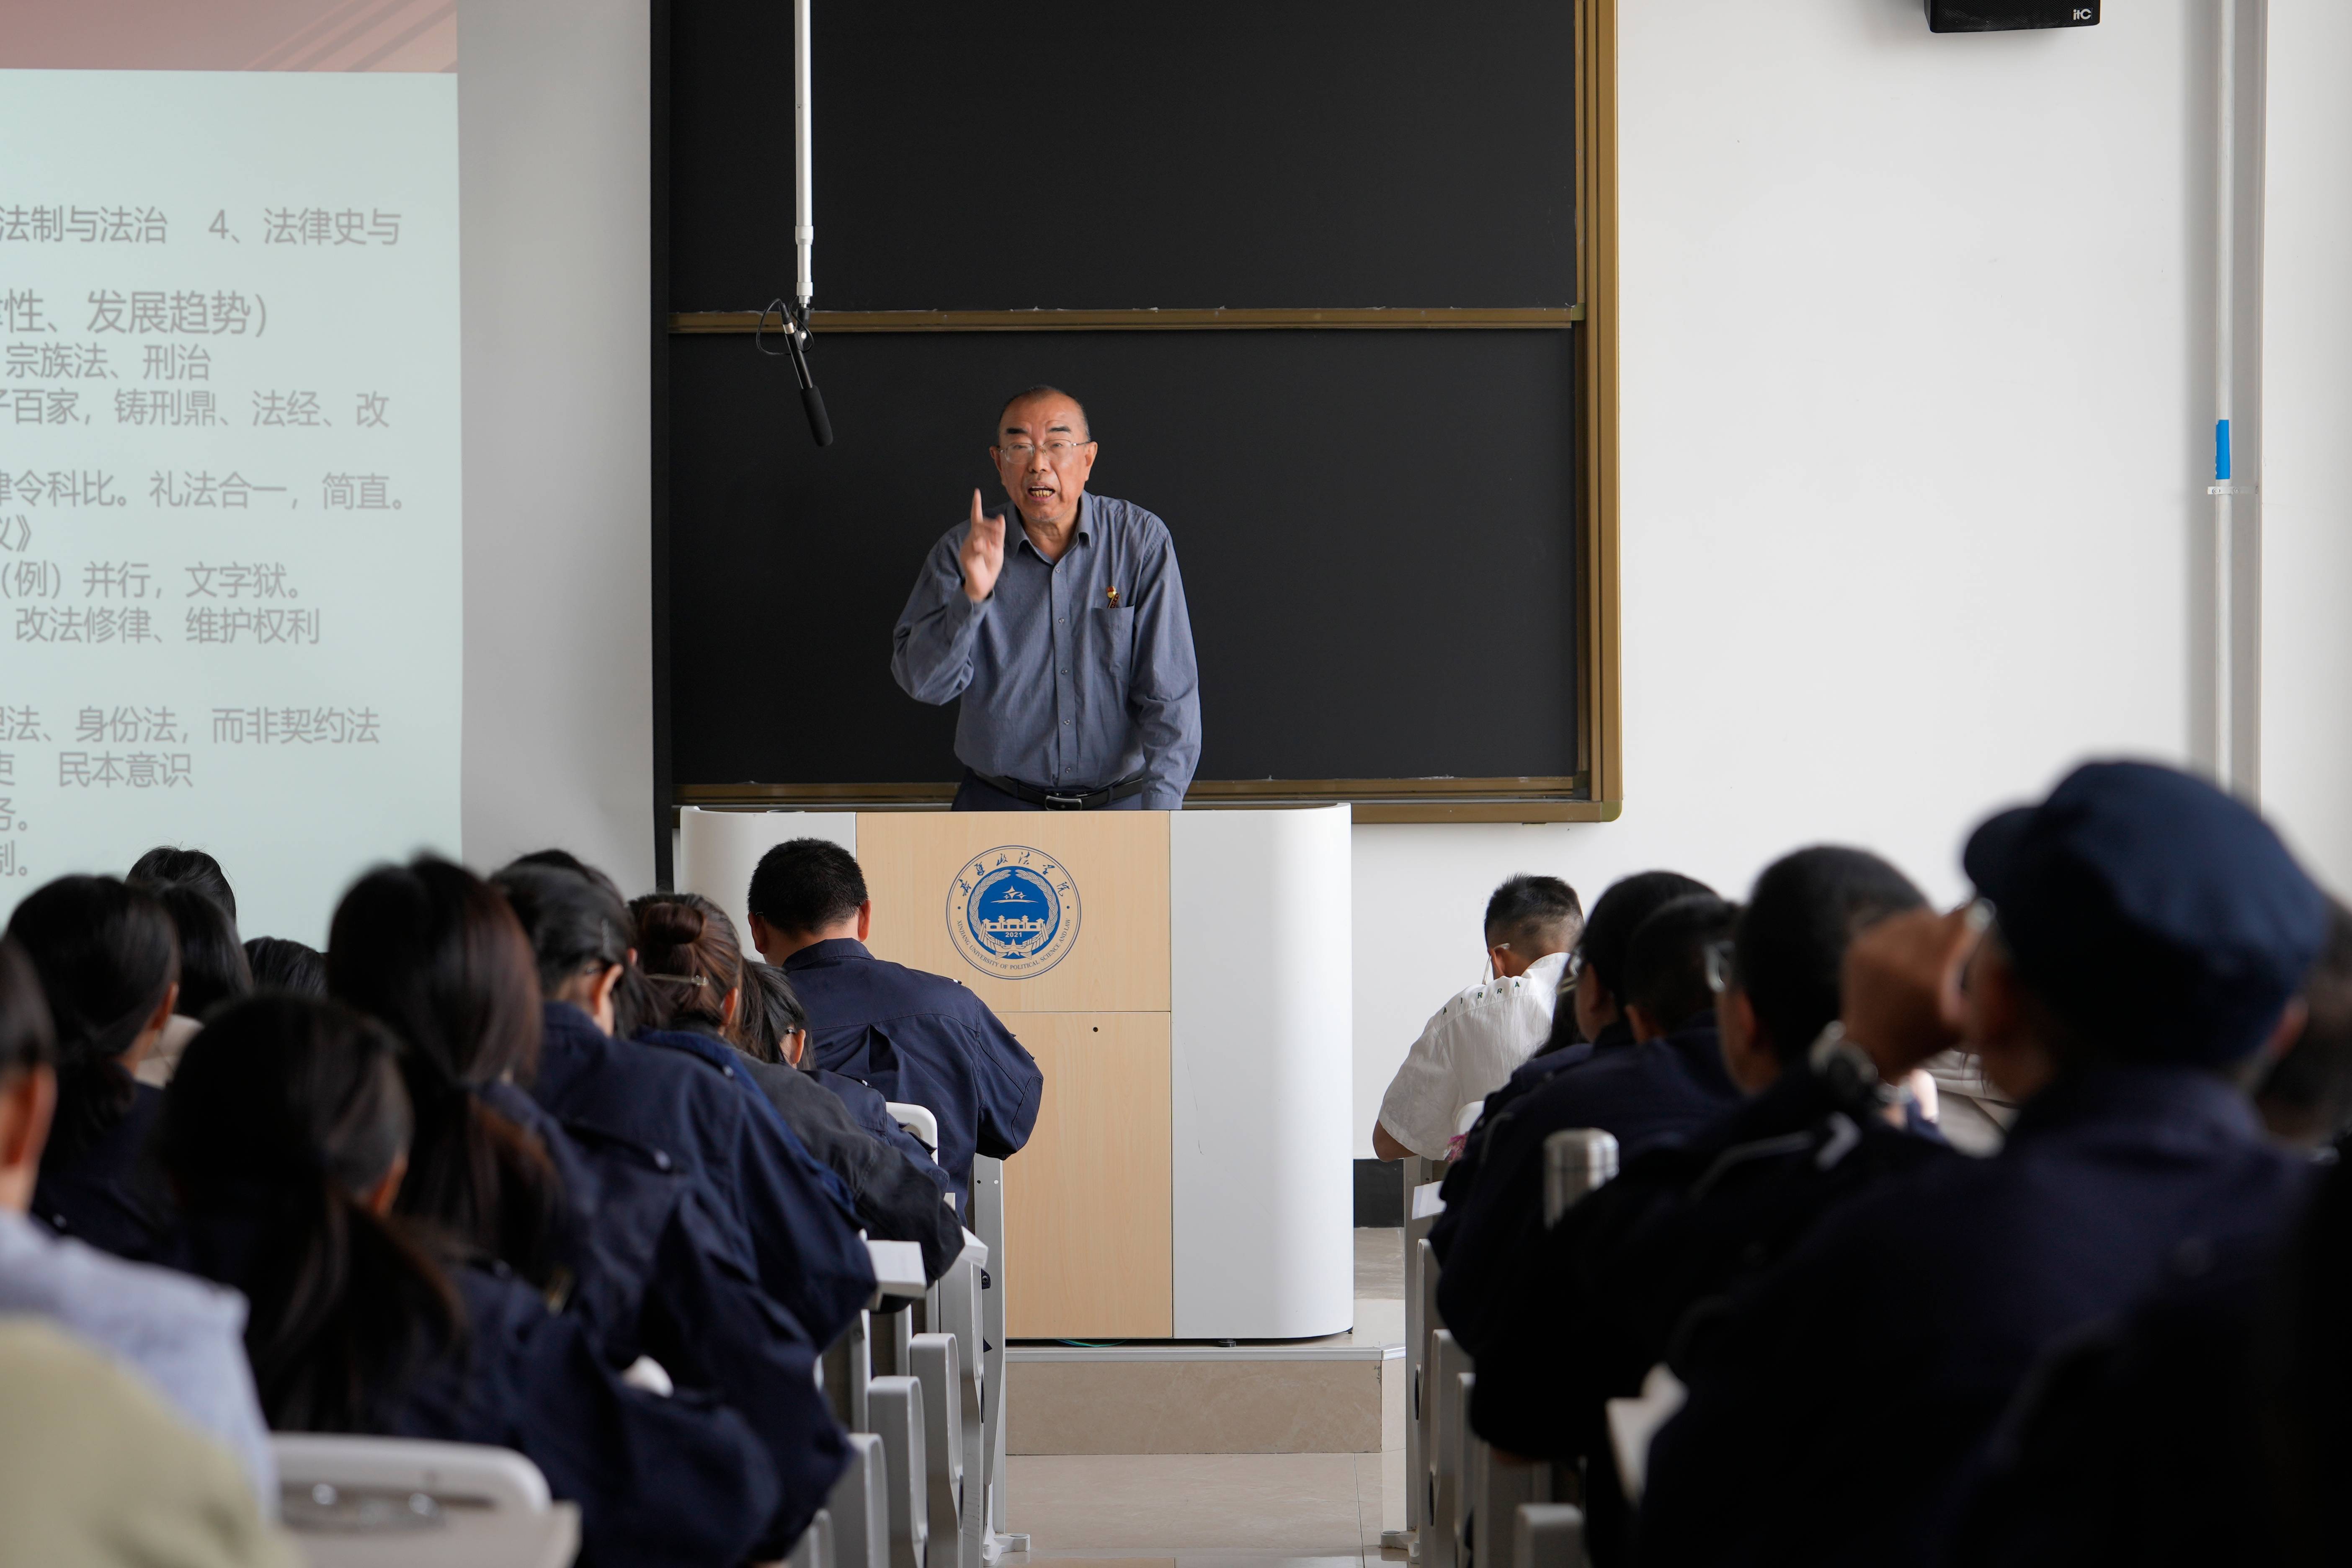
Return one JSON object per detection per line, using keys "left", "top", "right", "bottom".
{"left": 1638, "top": 761, "right": 2326, "bottom": 1568}
{"left": 744, "top": 838, "right": 1044, "bottom": 1206}
{"left": 1434, "top": 894, "right": 1744, "bottom": 1361}
{"left": 1469, "top": 848, "right": 1945, "bottom": 1560}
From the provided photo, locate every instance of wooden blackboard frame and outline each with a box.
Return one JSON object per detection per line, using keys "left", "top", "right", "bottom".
{"left": 651, "top": 0, "right": 1621, "bottom": 851}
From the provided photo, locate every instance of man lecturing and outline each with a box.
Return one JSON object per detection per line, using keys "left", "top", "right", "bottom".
{"left": 891, "top": 385, "right": 1202, "bottom": 811}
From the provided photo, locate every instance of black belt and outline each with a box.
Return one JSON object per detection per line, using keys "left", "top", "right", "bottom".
{"left": 976, "top": 772, "right": 1149, "bottom": 810}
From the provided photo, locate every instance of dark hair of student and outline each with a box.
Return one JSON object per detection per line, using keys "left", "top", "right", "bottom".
{"left": 4, "top": 876, "right": 178, "bottom": 1166}
{"left": 1733, "top": 846, "right": 1928, "bottom": 1063}
{"left": 155, "top": 882, "right": 253, "bottom": 1021}
{"left": 326, "top": 857, "right": 561, "bottom": 1284}
{"left": 735, "top": 962, "right": 809, "bottom": 1067}
{"left": 492, "top": 864, "right": 632, "bottom": 1000}
{"left": 505, "top": 851, "right": 666, "bottom": 1037}
{"left": 631, "top": 892, "right": 746, "bottom": 1039}
{"left": 245, "top": 936, "right": 328, "bottom": 998}
{"left": 2257, "top": 900, "right": 2352, "bottom": 1146}
{"left": 157, "top": 993, "right": 464, "bottom": 1432}
{"left": 0, "top": 939, "right": 57, "bottom": 1077}
{"left": 1622, "top": 894, "right": 1739, "bottom": 1032}
{"left": 1578, "top": 871, "right": 1715, "bottom": 999}
{"left": 128, "top": 845, "right": 237, "bottom": 923}
{"left": 1484, "top": 874, "right": 1584, "bottom": 954}
{"left": 746, "top": 838, "right": 868, "bottom": 939}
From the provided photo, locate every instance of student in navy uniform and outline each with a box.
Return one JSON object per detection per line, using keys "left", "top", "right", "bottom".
{"left": 159, "top": 994, "right": 783, "bottom": 1568}
{"left": 1947, "top": 899, "right": 2352, "bottom": 1568}
{"left": 1432, "top": 872, "right": 1715, "bottom": 1268}
{"left": 744, "top": 838, "right": 1044, "bottom": 1205}
{"left": 1436, "top": 894, "right": 1743, "bottom": 1362}
{"left": 1638, "top": 761, "right": 2326, "bottom": 1568}
{"left": 734, "top": 959, "right": 966, "bottom": 1281}
{"left": 1471, "top": 848, "right": 1945, "bottom": 1561}
{"left": 7, "top": 877, "right": 181, "bottom": 1260}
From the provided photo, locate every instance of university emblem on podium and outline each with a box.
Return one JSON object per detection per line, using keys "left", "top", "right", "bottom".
{"left": 946, "top": 845, "right": 1081, "bottom": 980}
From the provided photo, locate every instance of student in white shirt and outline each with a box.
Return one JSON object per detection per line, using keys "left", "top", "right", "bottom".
{"left": 1372, "top": 875, "right": 1584, "bottom": 1161}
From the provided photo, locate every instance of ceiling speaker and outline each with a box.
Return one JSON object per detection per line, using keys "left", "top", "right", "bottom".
{"left": 1928, "top": 0, "right": 2097, "bottom": 31}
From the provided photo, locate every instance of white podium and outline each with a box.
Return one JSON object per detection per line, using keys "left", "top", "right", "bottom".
{"left": 678, "top": 804, "right": 1354, "bottom": 1341}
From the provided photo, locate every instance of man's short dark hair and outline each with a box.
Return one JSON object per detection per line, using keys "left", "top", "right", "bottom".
{"left": 1484, "top": 874, "right": 1583, "bottom": 955}
{"left": 996, "top": 385, "right": 1091, "bottom": 441}
{"left": 1624, "top": 894, "right": 1739, "bottom": 1031}
{"left": 748, "top": 838, "right": 869, "bottom": 937}
{"left": 1734, "top": 846, "right": 1928, "bottom": 1063}
{"left": 1578, "top": 871, "right": 1715, "bottom": 999}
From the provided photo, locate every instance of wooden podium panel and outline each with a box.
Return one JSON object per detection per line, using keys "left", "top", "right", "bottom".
{"left": 856, "top": 812, "right": 1171, "bottom": 1015}
{"left": 1001, "top": 1012, "right": 1172, "bottom": 1338}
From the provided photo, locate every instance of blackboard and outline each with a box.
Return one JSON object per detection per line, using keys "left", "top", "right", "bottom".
{"left": 657, "top": 0, "right": 1591, "bottom": 807}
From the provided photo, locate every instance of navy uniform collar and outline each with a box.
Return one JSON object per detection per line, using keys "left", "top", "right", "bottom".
{"left": 781, "top": 936, "right": 873, "bottom": 972}
{"left": 1011, "top": 491, "right": 1092, "bottom": 559}
{"left": 2004, "top": 1063, "right": 2264, "bottom": 1150}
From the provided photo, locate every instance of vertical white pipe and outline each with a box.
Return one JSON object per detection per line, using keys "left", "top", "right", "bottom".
{"left": 794, "top": 0, "right": 814, "bottom": 309}
{"left": 2212, "top": 0, "right": 2237, "bottom": 789}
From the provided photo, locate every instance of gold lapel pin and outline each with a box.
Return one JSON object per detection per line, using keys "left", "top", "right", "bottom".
{"left": 1106, "top": 585, "right": 1120, "bottom": 607}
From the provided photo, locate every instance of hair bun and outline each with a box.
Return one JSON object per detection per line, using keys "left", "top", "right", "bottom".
{"left": 637, "top": 898, "right": 706, "bottom": 946}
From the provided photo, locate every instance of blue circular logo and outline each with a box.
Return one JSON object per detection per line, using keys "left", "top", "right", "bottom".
{"left": 946, "top": 846, "right": 1081, "bottom": 980}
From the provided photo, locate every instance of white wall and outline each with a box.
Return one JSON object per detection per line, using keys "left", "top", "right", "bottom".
{"left": 1351, "top": 3, "right": 2235, "bottom": 1153}
{"left": 456, "top": 0, "right": 655, "bottom": 889}
{"left": 2257, "top": 0, "right": 2352, "bottom": 893}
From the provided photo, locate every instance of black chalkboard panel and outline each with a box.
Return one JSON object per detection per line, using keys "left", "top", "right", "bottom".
{"left": 665, "top": 330, "right": 1579, "bottom": 786}
{"left": 666, "top": 0, "right": 1579, "bottom": 311}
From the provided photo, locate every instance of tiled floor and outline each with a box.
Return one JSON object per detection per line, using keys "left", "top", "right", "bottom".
{"left": 1003, "top": 1230, "right": 1412, "bottom": 1568}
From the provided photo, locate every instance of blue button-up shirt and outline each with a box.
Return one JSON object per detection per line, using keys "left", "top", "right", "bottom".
{"left": 891, "top": 493, "right": 1201, "bottom": 808}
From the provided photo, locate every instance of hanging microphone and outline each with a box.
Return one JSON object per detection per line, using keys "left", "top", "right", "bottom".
{"left": 786, "top": 304, "right": 833, "bottom": 446}
{"left": 755, "top": 0, "right": 832, "bottom": 447}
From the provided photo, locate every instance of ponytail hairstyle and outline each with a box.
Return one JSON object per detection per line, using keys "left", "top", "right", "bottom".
{"left": 492, "top": 864, "right": 632, "bottom": 1016}
{"left": 154, "top": 882, "right": 253, "bottom": 1021}
{"left": 326, "top": 857, "right": 562, "bottom": 1284}
{"left": 5, "top": 876, "right": 178, "bottom": 1166}
{"left": 630, "top": 892, "right": 745, "bottom": 1040}
{"left": 127, "top": 845, "right": 237, "bottom": 923}
{"left": 156, "top": 993, "right": 464, "bottom": 1432}
{"left": 0, "top": 938, "right": 57, "bottom": 1078}
{"left": 736, "top": 962, "right": 809, "bottom": 1067}
{"left": 506, "top": 850, "right": 666, "bottom": 1037}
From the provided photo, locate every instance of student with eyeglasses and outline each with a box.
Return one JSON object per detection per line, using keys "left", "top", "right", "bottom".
{"left": 890, "top": 384, "right": 1201, "bottom": 811}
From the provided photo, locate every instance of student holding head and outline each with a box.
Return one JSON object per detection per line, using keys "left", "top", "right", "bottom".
{"left": 745, "top": 838, "right": 1044, "bottom": 1206}
{"left": 8, "top": 876, "right": 180, "bottom": 1259}
{"left": 1640, "top": 762, "right": 2325, "bottom": 1568}
{"left": 1433, "top": 894, "right": 1744, "bottom": 1363}
{"left": 0, "top": 936, "right": 277, "bottom": 1512}
{"left": 1371, "top": 874, "right": 1583, "bottom": 1162}
{"left": 140, "top": 882, "right": 254, "bottom": 1088}
{"left": 159, "top": 994, "right": 782, "bottom": 1566}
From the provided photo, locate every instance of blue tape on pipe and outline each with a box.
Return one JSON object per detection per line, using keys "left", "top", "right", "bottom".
{"left": 2216, "top": 419, "right": 2232, "bottom": 482}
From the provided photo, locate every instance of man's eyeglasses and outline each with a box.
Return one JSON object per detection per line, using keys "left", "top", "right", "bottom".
{"left": 1703, "top": 938, "right": 1737, "bottom": 995}
{"left": 996, "top": 439, "right": 1094, "bottom": 462}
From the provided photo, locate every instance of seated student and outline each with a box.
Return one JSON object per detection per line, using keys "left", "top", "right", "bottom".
{"left": 1372, "top": 874, "right": 1583, "bottom": 1162}
{"left": 0, "top": 936, "right": 277, "bottom": 1512}
{"left": 140, "top": 883, "right": 255, "bottom": 1087}
{"left": 159, "top": 994, "right": 783, "bottom": 1567}
{"left": 8, "top": 877, "right": 180, "bottom": 1259}
{"left": 1945, "top": 899, "right": 2352, "bottom": 1568}
{"left": 744, "top": 838, "right": 1045, "bottom": 1205}
{"left": 1436, "top": 873, "right": 1718, "bottom": 1234}
{"left": 1639, "top": 762, "right": 2325, "bottom": 1568}
{"left": 506, "top": 849, "right": 668, "bottom": 1036}
{"left": 128, "top": 845, "right": 237, "bottom": 922}
{"left": 1469, "top": 848, "right": 1945, "bottom": 1554}
{"left": 242, "top": 936, "right": 325, "bottom": 998}
{"left": 0, "top": 1318, "right": 294, "bottom": 1568}
{"left": 733, "top": 958, "right": 965, "bottom": 1279}
{"left": 1434, "top": 894, "right": 1743, "bottom": 1361}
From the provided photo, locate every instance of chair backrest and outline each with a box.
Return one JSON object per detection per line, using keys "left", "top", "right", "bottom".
{"left": 887, "top": 1102, "right": 941, "bottom": 1155}
{"left": 828, "top": 1434, "right": 891, "bottom": 1568}
{"left": 271, "top": 1434, "right": 552, "bottom": 1513}
{"left": 867, "top": 1375, "right": 929, "bottom": 1568}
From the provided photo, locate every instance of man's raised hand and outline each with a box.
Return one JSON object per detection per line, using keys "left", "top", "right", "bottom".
{"left": 1839, "top": 904, "right": 1983, "bottom": 1079}
{"left": 960, "top": 491, "right": 1005, "bottom": 603}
